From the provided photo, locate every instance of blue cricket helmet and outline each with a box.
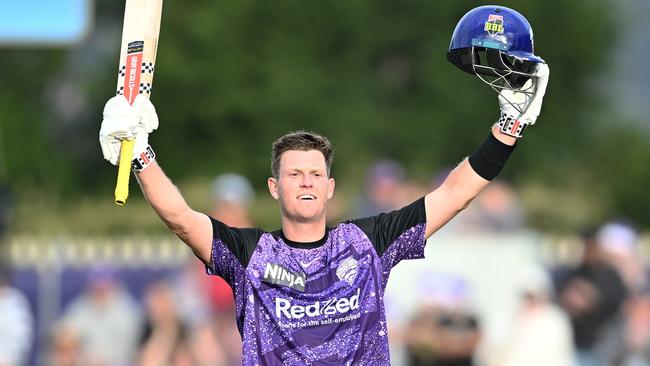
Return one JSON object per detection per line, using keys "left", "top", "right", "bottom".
{"left": 447, "top": 5, "right": 544, "bottom": 89}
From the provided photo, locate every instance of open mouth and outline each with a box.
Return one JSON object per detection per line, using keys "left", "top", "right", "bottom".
{"left": 298, "top": 194, "right": 316, "bottom": 201}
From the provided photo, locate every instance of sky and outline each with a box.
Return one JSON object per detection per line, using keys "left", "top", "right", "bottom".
{"left": 0, "top": 0, "right": 91, "bottom": 45}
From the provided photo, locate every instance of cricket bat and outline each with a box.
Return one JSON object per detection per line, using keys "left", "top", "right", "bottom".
{"left": 113, "top": 0, "right": 163, "bottom": 205}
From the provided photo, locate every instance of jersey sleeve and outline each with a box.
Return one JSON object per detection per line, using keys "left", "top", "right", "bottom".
{"left": 205, "top": 216, "right": 264, "bottom": 286}
{"left": 349, "top": 197, "right": 427, "bottom": 268}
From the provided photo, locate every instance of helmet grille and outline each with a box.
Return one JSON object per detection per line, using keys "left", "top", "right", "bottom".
{"left": 447, "top": 47, "right": 537, "bottom": 89}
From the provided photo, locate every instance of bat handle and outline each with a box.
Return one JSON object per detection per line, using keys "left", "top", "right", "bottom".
{"left": 114, "top": 139, "right": 135, "bottom": 206}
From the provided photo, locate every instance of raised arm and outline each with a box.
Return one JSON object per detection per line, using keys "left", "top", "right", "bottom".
{"left": 135, "top": 162, "right": 213, "bottom": 263}
{"left": 424, "top": 63, "right": 549, "bottom": 239}
{"left": 99, "top": 95, "right": 213, "bottom": 263}
{"left": 424, "top": 128, "right": 515, "bottom": 238}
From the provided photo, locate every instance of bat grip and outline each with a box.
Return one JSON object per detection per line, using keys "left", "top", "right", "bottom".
{"left": 114, "top": 139, "right": 135, "bottom": 205}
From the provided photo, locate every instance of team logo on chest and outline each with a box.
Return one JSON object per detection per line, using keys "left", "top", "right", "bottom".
{"left": 336, "top": 257, "right": 358, "bottom": 285}
{"left": 263, "top": 262, "right": 306, "bottom": 292}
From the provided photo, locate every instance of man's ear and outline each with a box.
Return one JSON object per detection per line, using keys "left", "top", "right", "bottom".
{"left": 327, "top": 178, "right": 335, "bottom": 200}
{"left": 268, "top": 177, "right": 279, "bottom": 200}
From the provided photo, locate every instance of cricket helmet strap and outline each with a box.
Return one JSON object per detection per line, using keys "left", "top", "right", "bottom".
{"left": 447, "top": 5, "right": 545, "bottom": 114}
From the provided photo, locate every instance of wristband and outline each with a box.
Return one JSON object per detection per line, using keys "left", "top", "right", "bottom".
{"left": 131, "top": 145, "right": 155, "bottom": 172}
{"left": 468, "top": 132, "right": 515, "bottom": 181}
{"left": 497, "top": 111, "right": 529, "bottom": 138}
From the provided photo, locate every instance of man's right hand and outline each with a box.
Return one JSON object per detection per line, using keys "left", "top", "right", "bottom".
{"left": 99, "top": 95, "right": 159, "bottom": 165}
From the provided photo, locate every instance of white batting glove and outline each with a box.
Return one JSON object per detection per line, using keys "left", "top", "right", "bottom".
{"left": 99, "top": 95, "right": 159, "bottom": 165}
{"left": 497, "top": 63, "right": 550, "bottom": 138}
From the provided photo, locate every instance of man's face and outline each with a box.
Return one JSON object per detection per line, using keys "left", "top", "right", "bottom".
{"left": 268, "top": 150, "right": 335, "bottom": 223}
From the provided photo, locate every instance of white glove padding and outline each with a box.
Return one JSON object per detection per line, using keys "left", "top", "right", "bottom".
{"left": 497, "top": 63, "right": 550, "bottom": 137}
{"left": 99, "top": 95, "right": 159, "bottom": 165}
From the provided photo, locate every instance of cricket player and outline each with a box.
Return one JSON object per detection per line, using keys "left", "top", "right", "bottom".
{"left": 99, "top": 6, "right": 549, "bottom": 365}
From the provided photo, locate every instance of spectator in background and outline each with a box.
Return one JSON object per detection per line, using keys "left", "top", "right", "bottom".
{"left": 352, "top": 159, "right": 408, "bottom": 217}
{"left": 209, "top": 173, "right": 255, "bottom": 228}
{"left": 401, "top": 273, "right": 480, "bottom": 366}
{"left": 173, "top": 173, "right": 255, "bottom": 323}
{"left": 0, "top": 185, "right": 31, "bottom": 366}
{"left": 47, "top": 324, "right": 85, "bottom": 366}
{"left": 405, "top": 306, "right": 480, "bottom": 366}
{"left": 138, "top": 281, "right": 204, "bottom": 366}
{"left": 59, "top": 264, "right": 142, "bottom": 366}
{"left": 596, "top": 222, "right": 646, "bottom": 294}
{"left": 598, "top": 291, "right": 650, "bottom": 366}
{"left": 591, "top": 222, "right": 650, "bottom": 366}
{"left": 556, "top": 228, "right": 628, "bottom": 366}
{"left": 481, "top": 265, "right": 574, "bottom": 366}
{"left": 452, "top": 180, "right": 525, "bottom": 233}
{"left": 170, "top": 173, "right": 256, "bottom": 366}
{"left": 206, "top": 173, "right": 256, "bottom": 365}
{"left": 168, "top": 262, "right": 235, "bottom": 366}
{"left": 0, "top": 260, "right": 33, "bottom": 366}
{"left": 208, "top": 174, "right": 255, "bottom": 314}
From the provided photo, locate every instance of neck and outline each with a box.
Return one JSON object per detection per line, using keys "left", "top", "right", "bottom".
{"left": 281, "top": 218, "right": 327, "bottom": 243}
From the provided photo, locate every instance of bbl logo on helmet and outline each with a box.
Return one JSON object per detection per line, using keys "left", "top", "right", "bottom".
{"left": 484, "top": 14, "right": 505, "bottom": 37}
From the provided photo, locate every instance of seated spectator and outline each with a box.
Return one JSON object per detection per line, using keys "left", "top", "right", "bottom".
{"left": 481, "top": 265, "right": 574, "bottom": 366}
{"left": 0, "top": 261, "right": 33, "bottom": 366}
{"left": 47, "top": 324, "right": 85, "bottom": 366}
{"left": 352, "top": 159, "right": 408, "bottom": 217}
{"left": 596, "top": 221, "right": 645, "bottom": 294}
{"left": 452, "top": 180, "right": 525, "bottom": 233}
{"left": 138, "top": 281, "right": 204, "bottom": 366}
{"left": 597, "top": 290, "right": 650, "bottom": 366}
{"left": 206, "top": 173, "right": 255, "bottom": 314}
{"left": 405, "top": 305, "right": 480, "bottom": 366}
{"left": 556, "top": 227, "right": 628, "bottom": 366}
{"left": 401, "top": 274, "right": 480, "bottom": 366}
{"left": 59, "top": 264, "right": 143, "bottom": 366}
{"left": 209, "top": 173, "right": 255, "bottom": 228}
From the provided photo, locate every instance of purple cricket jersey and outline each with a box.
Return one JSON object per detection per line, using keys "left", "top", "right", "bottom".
{"left": 205, "top": 197, "right": 427, "bottom": 365}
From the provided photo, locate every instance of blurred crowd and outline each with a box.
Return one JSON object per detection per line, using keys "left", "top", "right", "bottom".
{"left": 1, "top": 161, "right": 649, "bottom": 366}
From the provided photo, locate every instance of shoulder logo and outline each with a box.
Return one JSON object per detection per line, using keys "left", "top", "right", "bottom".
{"left": 263, "top": 263, "right": 306, "bottom": 292}
{"left": 336, "top": 257, "right": 358, "bottom": 285}
{"left": 484, "top": 14, "right": 505, "bottom": 37}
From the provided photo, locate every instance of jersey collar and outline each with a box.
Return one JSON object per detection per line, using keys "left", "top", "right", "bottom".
{"left": 275, "top": 228, "right": 331, "bottom": 249}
